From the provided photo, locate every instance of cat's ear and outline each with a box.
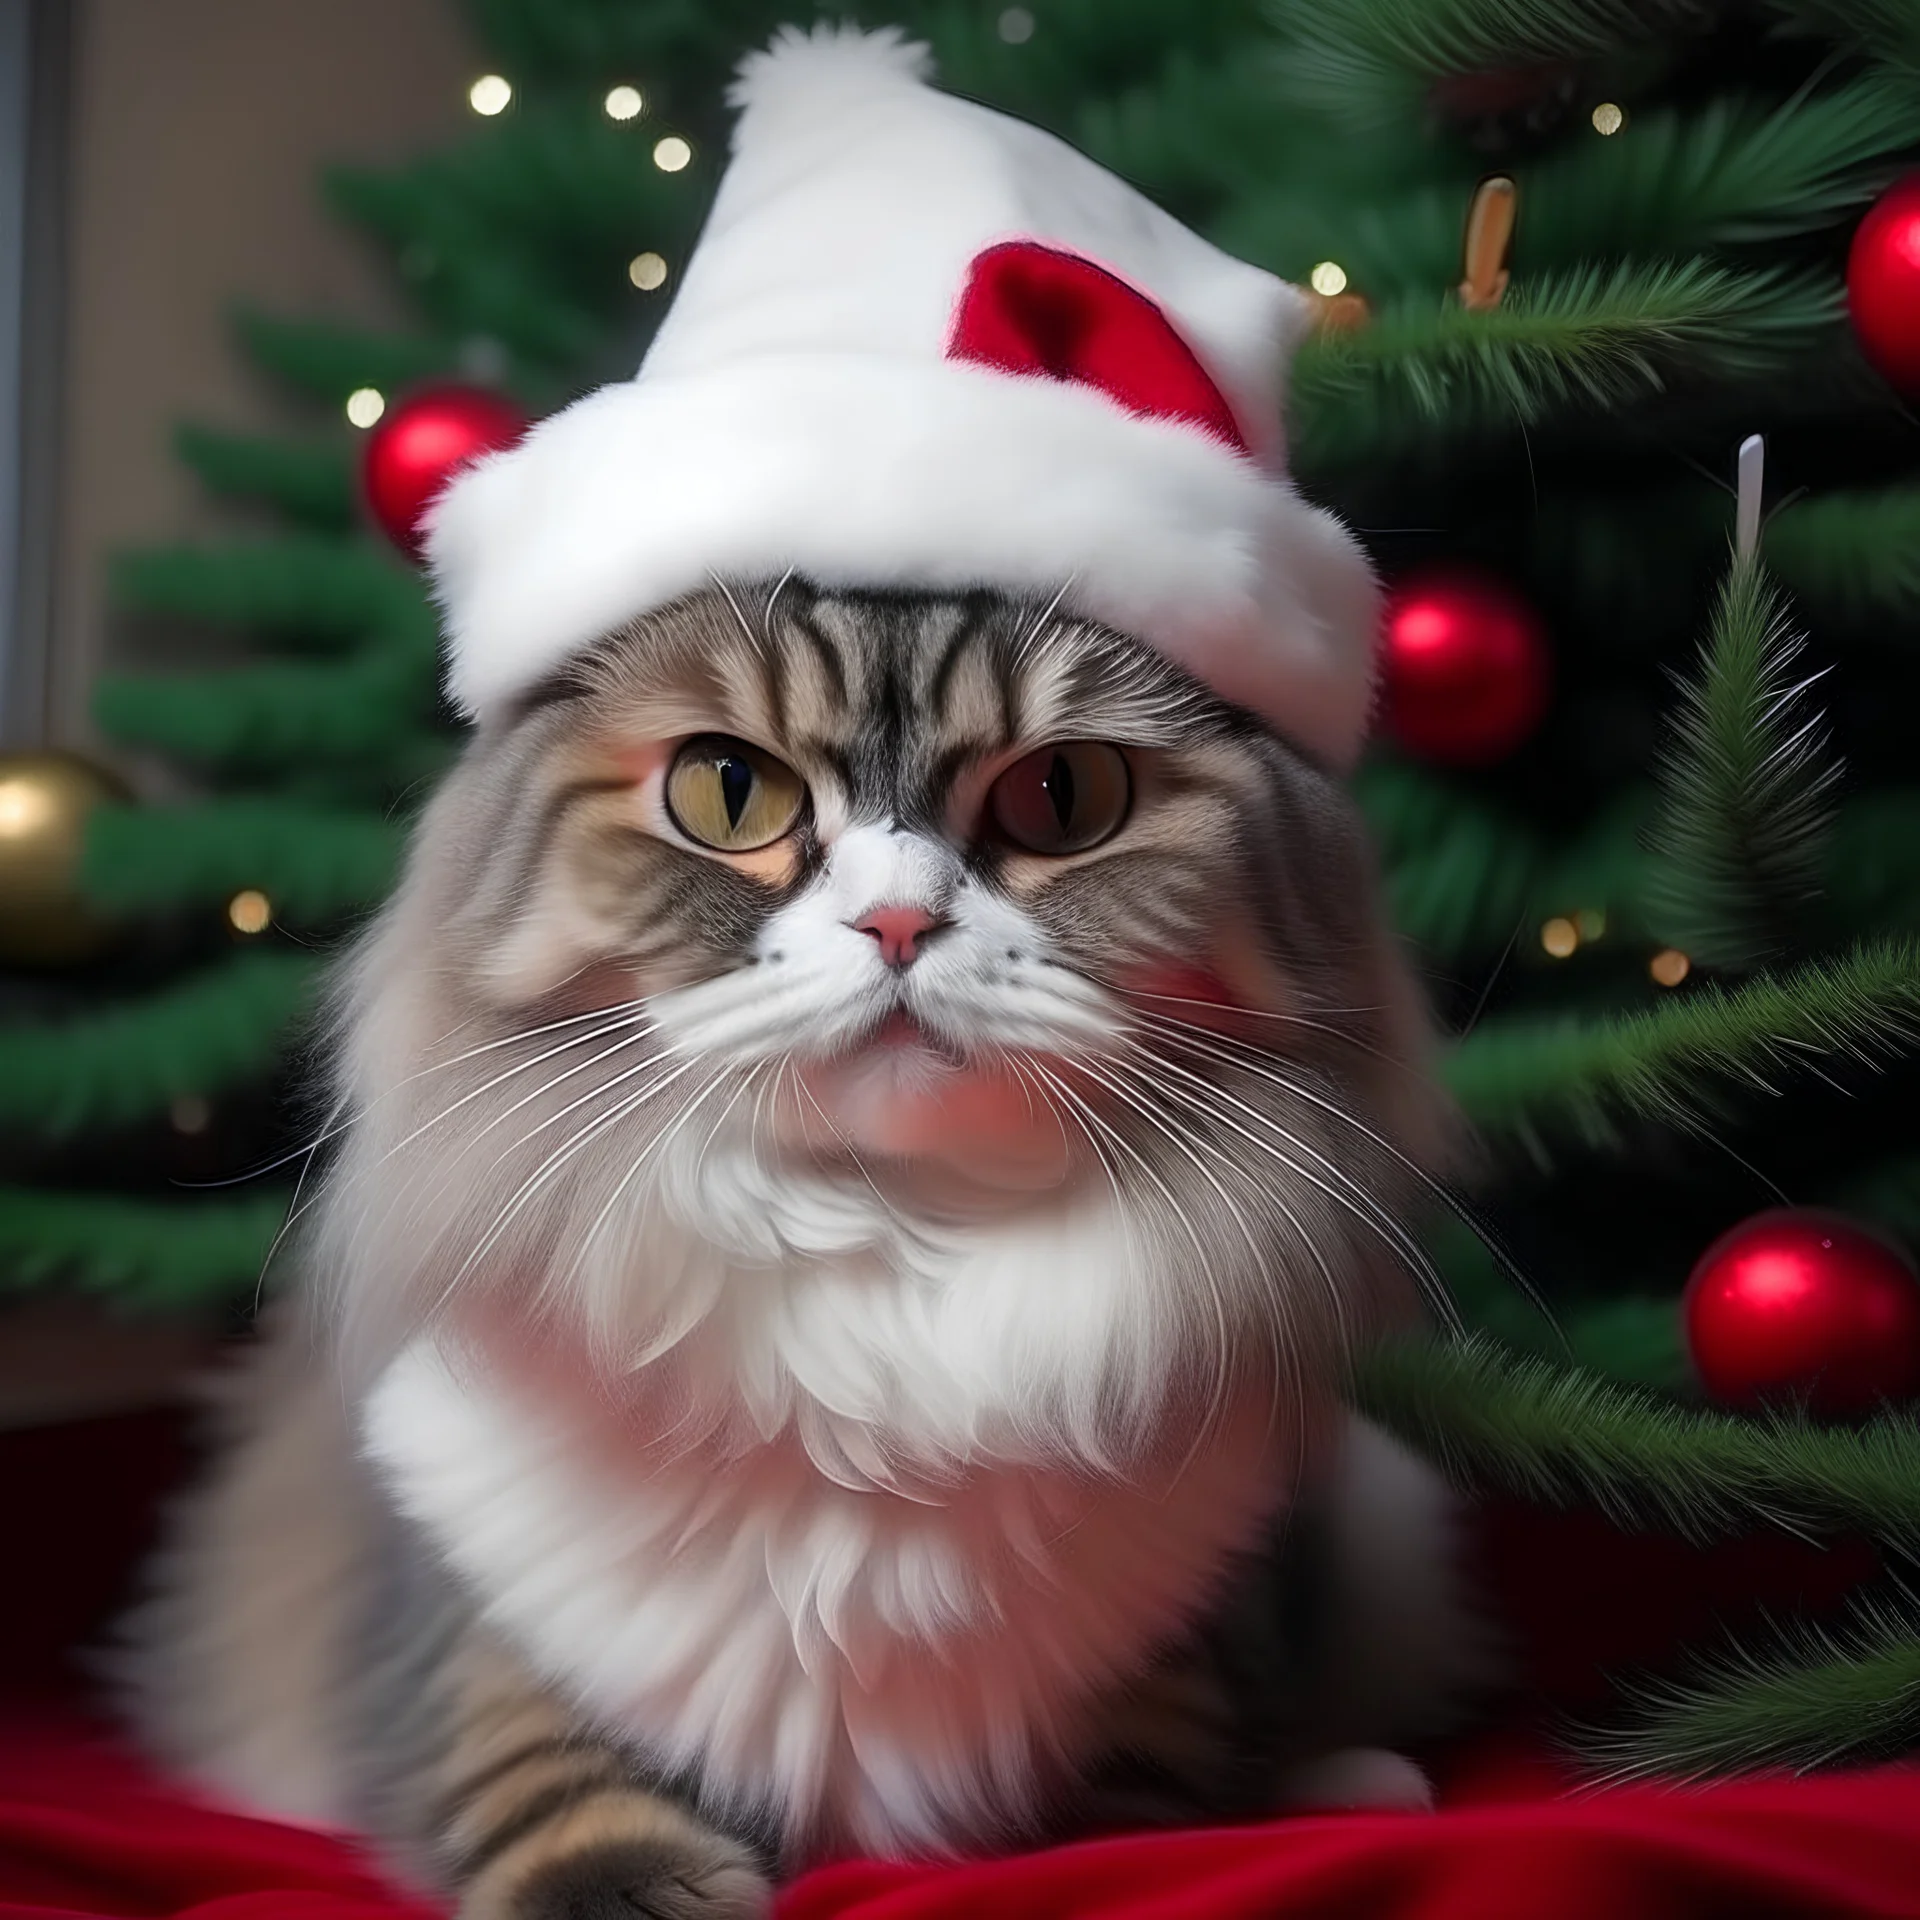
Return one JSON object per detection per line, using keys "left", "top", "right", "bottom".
{"left": 948, "top": 241, "right": 1249, "bottom": 453}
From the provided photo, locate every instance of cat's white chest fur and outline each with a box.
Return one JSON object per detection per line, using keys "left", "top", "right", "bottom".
{"left": 363, "top": 1306, "right": 1289, "bottom": 1859}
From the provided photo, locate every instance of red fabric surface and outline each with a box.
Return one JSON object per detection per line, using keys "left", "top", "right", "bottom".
{"left": 948, "top": 241, "right": 1249, "bottom": 452}
{"left": 3, "top": 1408, "right": 1917, "bottom": 1920}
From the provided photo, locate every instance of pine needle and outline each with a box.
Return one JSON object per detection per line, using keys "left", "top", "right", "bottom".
{"left": 1294, "top": 261, "right": 1836, "bottom": 468}
{"left": 1645, "top": 560, "right": 1841, "bottom": 970}
{"left": 1267, "top": 0, "right": 1720, "bottom": 127}
{"left": 1578, "top": 1591, "right": 1920, "bottom": 1780}
{"left": 1447, "top": 939, "right": 1920, "bottom": 1147}
{"left": 1354, "top": 1336, "right": 1920, "bottom": 1547}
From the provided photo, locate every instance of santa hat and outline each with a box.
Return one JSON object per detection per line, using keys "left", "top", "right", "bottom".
{"left": 425, "top": 26, "right": 1378, "bottom": 768}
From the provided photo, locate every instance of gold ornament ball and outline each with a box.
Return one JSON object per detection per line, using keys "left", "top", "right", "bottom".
{"left": 0, "top": 750, "right": 129, "bottom": 966}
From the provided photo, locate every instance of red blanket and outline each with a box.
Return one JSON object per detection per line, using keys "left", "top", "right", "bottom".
{"left": 3, "top": 1410, "right": 1915, "bottom": 1920}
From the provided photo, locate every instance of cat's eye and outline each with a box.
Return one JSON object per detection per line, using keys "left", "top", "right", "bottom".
{"left": 989, "top": 742, "right": 1131, "bottom": 855}
{"left": 665, "top": 735, "right": 806, "bottom": 851}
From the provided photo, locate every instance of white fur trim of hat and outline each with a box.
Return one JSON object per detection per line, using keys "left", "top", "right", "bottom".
{"left": 425, "top": 25, "right": 1379, "bottom": 768}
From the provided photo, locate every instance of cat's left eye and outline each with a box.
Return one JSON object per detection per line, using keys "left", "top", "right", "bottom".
{"left": 989, "top": 742, "right": 1131, "bottom": 855}
{"left": 666, "top": 735, "right": 806, "bottom": 851}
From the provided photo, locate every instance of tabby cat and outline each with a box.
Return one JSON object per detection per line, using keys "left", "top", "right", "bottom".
{"left": 124, "top": 580, "right": 1487, "bottom": 1919}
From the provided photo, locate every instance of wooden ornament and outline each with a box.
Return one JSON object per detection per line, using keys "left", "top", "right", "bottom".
{"left": 1459, "top": 175, "right": 1517, "bottom": 312}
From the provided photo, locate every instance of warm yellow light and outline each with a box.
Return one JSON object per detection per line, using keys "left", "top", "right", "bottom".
{"left": 170, "top": 1095, "right": 211, "bottom": 1135}
{"left": 1591, "top": 101, "right": 1625, "bottom": 135}
{"left": 1309, "top": 260, "right": 1349, "bottom": 297}
{"left": 1541, "top": 916, "right": 1579, "bottom": 959}
{"left": 627, "top": 251, "right": 669, "bottom": 291}
{"left": 345, "top": 387, "right": 385, "bottom": 430}
{"left": 1576, "top": 907, "right": 1607, "bottom": 943}
{"left": 604, "top": 84, "right": 643, "bottom": 121}
{"left": 469, "top": 74, "right": 513, "bottom": 117}
{"left": 228, "top": 889, "right": 271, "bottom": 935}
{"left": 998, "top": 6, "right": 1036, "bottom": 40}
{"left": 652, "top": 135, "right": 692, "bottom": 173}
{"left": 1650, "top": 948, "right": 1692, "bottom": 987}
{"left": 0, "top": 778, "right": 53, "bottom": 838}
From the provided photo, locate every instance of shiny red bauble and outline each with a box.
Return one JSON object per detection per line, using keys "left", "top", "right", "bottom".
{"left": 361, "top": 384, "right": 529, "bottom": 557}
{"left": 1848, "top": 175, "right": 1920, "bottom": 395}
{"left": 1684, "top": 1209, "right": 1920, "bottom": 1417}
{"left": 1377, "top": 567, "right": 1551, "bottom": 765}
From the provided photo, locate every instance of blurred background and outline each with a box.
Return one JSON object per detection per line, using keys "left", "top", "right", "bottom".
{"left": 1, "top": 0, "right": 475, "bottom": 1420}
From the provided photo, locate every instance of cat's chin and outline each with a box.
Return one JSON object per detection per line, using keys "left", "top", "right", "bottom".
{"left": 791, "top": 1037, "right": 1075, "bottom": 1191}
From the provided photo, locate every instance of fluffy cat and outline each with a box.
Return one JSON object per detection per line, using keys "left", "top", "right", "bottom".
{"left": 122, "top": 581, "right": 1487, "bottom": 1919}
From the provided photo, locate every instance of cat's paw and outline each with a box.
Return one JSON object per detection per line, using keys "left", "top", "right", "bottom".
{"left": 460, "top": 1800, "right": 772, "bottom": 1920}
{"left": 1275, "top": 1745, "right": 1435, "bottom": 1814}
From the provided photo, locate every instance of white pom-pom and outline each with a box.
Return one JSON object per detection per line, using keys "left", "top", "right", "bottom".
{"left": 729, "top": 24, "right": 934, "bottom": 115}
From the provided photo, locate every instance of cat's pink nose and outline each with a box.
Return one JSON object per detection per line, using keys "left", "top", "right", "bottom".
{"left": 854, "top": 905, "right": 945, "bottom": 969}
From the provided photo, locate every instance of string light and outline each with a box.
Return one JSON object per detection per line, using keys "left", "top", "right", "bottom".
{"left": 1541, "top": 916, "right": 1579, "bottom": 959}
{"left": 604, "top": 85, "right": 643, "bottom": 121}
{"left": 228, "top": 889, "right": 271, "bottom": 935}
{"left": 1650, "top": 948, "right": 1692, "bottom": 987}
{"left": 1591, "top": 102, "right": 1625, "bottom": 135}
{"left": 1309, "top": 261, "right": 1349, "bottom": 297}
{"left": 170, "top": 1095, "right": 211, "bottom": 1135}
{"left": 1576, "top": 908, "right": 1607, "bottom": 942}
{"left": 628, "top": 251, "right": 668, "bottom": 291}
{"left": 998, "top": 6, "right": 1035, "bottom": 40}
{"left": 345, "top": 387, "right": 385, "bottom": 430}
{"left": 468, "top": 74, "right": 512, "bottom": 117}
{"left": 652, "top": 135, "right": 692, "bottom": 173}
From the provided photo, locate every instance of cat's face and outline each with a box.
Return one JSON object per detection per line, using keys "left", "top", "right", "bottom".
{"left": 327, "top": 583, "right": 1443, "bottom": 1415}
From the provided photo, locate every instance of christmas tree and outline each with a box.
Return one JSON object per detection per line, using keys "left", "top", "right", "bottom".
{"left": 5, "top": 0, "right": 1920, "bottom": 1774}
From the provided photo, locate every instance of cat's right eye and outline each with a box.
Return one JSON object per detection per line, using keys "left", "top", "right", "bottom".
{"left": 665, "top": 735, "right": 806, "bottom": 851}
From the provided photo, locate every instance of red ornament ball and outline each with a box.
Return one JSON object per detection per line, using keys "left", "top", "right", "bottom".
{"left": 1848, "top": 174, "right": 1920, "bottom": 395}
{"left": 361, "top": 383, "right": 529, "bottom": 557}
{"left": 1377, "top": 566, "right": 1550, "bottom": 765}
{"left": 1684, "top": 1209, "right": 1920, "bottom": 1417}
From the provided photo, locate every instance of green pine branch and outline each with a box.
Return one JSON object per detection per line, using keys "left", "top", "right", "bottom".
{"left": 1769, "top": 486, "right": 1920, "bottom": 622}
{"left": 174, "top": 426, "right": 357, "bottom": 531}
{"left": 1353, "top": 1336, "right": 1920, "bottom": 1546}
{"left": 82, "top": 801, "right": 405, "bottom": 926}
{"left": 1223, "top": 76, "right": 1912, "bottom": 297}
{"left": 111, "top": 539, "right": 434, "bottom": 656}
{"left": 328, "top": 105, "right": 711, "bottom": 375}
{"left": 1292, "top": 262, "right": 1836, "bottom": 470}
{"left": 1579, "top": 1593, "right": 1920, "bottom": 1780}
{"left": 1447, "top": 938, "right": 1920, "bottom": 1148}
{"left": 1267, "top": 0, "right": 1716, "bottom": 127}
{"left": 1360, "top": 1340, "right": 1920, "bottom": 1780}
{"left": 235, "top": 310, "right": 455, "bottom": 407}
{"left": 1523, "top": 77, "right": 1915, "bottom": 258}
{"left": 1357, "top": 760, "right": 1544, "bottom": 958}
{"left": 1644, "top": 560, "right": 1840, "bottom": 970}
{"left": 94, "top": 652, "right": 441, "bottom": 773}
{"left": 1361, "top": 761, "right": 1653, "bottom": 962}
{"left": 0, "top": 950, "right": 321, "bottom": 1136}
{"left": 0, "top": 1187, "right": 290, "bottom": 1308}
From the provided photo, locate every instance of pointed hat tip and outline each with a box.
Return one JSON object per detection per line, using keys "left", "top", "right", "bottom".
{"left": 729, "top": 23, "right": 936, "bottom": 114}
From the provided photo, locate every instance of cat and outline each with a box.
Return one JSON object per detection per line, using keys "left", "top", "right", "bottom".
{"left": 121, "top": 580, "right": 1489, "bottom": 1920}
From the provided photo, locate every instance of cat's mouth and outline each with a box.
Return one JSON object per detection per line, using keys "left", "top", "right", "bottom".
{"left": 863, "top": 1005, "right": 967, "bottom": 1068}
